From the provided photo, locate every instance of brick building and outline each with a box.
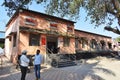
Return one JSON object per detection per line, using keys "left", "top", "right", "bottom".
{"left": 75, "top": 29, "right": 112, "bottom": 52}
{"left": 5, "top": 8, "right": 75, "bottom": 63}
{"left": 5, "top": 8, "right": 112, "bottom": 63}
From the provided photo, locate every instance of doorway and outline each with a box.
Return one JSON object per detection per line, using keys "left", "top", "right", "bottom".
{"left": 47, "top": 36, "right": 58, "bottom": 54}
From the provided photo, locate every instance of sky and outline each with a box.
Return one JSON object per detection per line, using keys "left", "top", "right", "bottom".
{"left": 0, "top": 1, "right": 120, "bottom": 39}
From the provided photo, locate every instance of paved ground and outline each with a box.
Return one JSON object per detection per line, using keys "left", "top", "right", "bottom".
{"left": 0, "top": 56, "right": 82, "bottom": 80}
{"left": 1, "top": 56, "right": 120, "bottom": 80}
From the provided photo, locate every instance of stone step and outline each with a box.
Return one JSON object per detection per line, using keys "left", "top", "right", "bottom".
{"left": 57, "top": 61, "right": 77, "bottom": 68}
{"left": 51, "top": 60, "right": 77, "bottom": 68}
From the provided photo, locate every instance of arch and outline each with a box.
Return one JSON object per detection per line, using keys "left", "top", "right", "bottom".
{"left": 100, "top": 40, "right": 106, "bottom": 49}
{"left": 79, "top": 37, "right": 88, "bottom": 48}
{"left": 107, "top": 42, "right": 112, "bottom": 49}
{"left": 90, "top": 39, "right": 97, "bottom": 49}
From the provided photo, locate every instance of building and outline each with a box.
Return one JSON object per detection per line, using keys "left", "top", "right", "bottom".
{"left": 75, "top": 29, "right": 112, "bottom": 52}
{"left": 112, "top": 39, "right": 120, "bottom": 51}
{"left": 5, "top": 8, "right": 75, "bottom": 63}
{"left": 0, "top": 31, "right": 5, "bottom": 48}
{"left": 5, "top": 8, "right": 113, "bottom": 64}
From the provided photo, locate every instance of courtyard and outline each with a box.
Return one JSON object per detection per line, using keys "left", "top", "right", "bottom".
{"left": 0, "top": 56, "right": 120, "bottom": 80}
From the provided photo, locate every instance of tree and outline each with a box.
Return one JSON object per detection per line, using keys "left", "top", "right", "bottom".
{"left": 1, "top": 0, "right": 120, "bottom": 35}
{"left": 114, "top": 36, "right": 120, "bottom": 42}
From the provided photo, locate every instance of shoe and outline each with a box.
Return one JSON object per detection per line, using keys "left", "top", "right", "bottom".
{"left": 36, "top": 78, "right": 38, "bottom": 80}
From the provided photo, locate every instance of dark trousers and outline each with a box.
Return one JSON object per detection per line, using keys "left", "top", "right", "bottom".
{"left": 34, "top": 64, "right": 41, "bottom": 79}
{"left": 20, "top": 66, "right": 28, "bottom": 80}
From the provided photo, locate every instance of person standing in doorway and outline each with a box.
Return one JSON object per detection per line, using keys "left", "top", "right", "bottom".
{"left": 34, "top": 49, "right": 43, "bottom": 80}
{"left": 20, "top": 50, "right": 30, "bottom": 80}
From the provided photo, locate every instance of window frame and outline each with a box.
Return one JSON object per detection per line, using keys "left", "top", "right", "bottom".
{"left": 29, "top": 33, "right": 40, "bottom": 46}
{"left": 75, "top": 38, "right": 79, "bottom": 48}
{"left": 63, "top": 37, "right": 70, "bottom": 47}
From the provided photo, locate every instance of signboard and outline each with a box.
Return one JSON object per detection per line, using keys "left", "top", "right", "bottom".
{"left": 25, "top": 16, "right": 37, "bottom": 26}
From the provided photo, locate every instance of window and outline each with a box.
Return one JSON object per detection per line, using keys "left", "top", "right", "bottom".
{"left": 108, "top": 42, "right": 112, "bottom": 49}
{"left": 13, "top": 34, "right": 17, "bottom": 47}
{"left": 80, "top": 37, "right": 88, "bottom": 48}
{"left": 75, "top": 39, "right": 79, "bottom": 48}
{"left": 63, "top": 37, "right": 70, "bottom": 47}
{"left": 67, "top": 27, "right": 73, "bottom": 32}
{"left": 90, "top": 39, "right": 97, "bottom": 49}
{"left": 50, "top": 21, "right": 57, "bottom": 30}
{"left": 100, "top": 40, "right": 106, "bottom": 49}
{"left": 29, "top": 33, "right": 40, "bottom": 46}
{"left": 91, "top": 41, "right": 95, "bottom": 48}
{"left": 67, "top": 24, "right": 73, "bottom": 32}
{"left": 82, "top": 40, "right": 85, "bottom": 48}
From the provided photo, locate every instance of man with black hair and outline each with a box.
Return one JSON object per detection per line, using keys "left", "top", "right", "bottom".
{"left": 34, "top": 49, "right": 43, "bottom": 80}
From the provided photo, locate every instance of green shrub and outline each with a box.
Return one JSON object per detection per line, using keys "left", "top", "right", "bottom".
{"left": 0, "top": 43, "right": 4, "bottom": 48}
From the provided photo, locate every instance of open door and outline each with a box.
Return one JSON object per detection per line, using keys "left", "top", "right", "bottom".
{"left": 47, "top": 36, "right": 58, "bottom": 54}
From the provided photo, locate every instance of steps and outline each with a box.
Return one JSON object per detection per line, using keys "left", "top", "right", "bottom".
{"left": 50, "top": 54, "right": 77, "bottom": 68}
{"left": 57, "top": 60, "right": 77, "bottom": 68}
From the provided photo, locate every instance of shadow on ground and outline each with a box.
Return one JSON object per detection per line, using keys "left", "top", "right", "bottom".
{"left": 0, "top": 56, "right": 118, "bottom": 80}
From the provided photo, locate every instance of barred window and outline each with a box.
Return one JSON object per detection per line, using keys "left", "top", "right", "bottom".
{"left": 63, "top": 37, "right": 70, "bottom": 47}
{"left": 82, "top": 41, "right": 85, "bottom": 48}
{"left": 75, "top": 39, "right": 79, "bottom": 48}
{"left": 29, "top": 33, "right": 40, "bottom": 46}
{"left": 90, "top": 39, "right": 97, "bottom": 49}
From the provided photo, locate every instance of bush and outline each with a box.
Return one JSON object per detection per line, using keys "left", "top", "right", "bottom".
{"left": 0, "top": 43, "right": 4, "bottom": 48}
